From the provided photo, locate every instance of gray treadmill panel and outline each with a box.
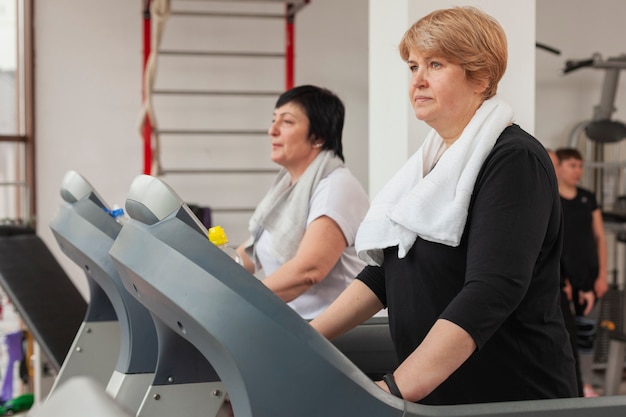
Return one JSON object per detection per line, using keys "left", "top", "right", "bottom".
{"left": 50, "top": 170, "right": 158, "bottom": 374}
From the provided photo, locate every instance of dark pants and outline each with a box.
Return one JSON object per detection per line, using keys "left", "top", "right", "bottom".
{"left": 560, "top": 290, "right": 584, "bottom": 397}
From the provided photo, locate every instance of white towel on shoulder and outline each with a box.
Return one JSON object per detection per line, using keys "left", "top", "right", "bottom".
{"left": 355, "top": 96, "right": 514, "bottom": 266}
{"left": 245, "top": 150, "right": 344, "bottom": 265}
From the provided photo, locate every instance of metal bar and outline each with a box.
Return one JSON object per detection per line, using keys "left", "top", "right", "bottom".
{"left": 285, "top": 4, "right": 294, "bottom": 90}
{"left": 23, "top": 0, "right": 36, "bottom": 223}
{"left": 0, "top": 135, "right": 27, "bottom": 143}
{"left": 209, "top": 207, "right": 255, "bottom": 213}
{"left": 283, "top": 1, "right": 308, "bottom": 89}
{"left": 173, "top": 0, "right": 308, "bottom": 3}
{"left": 162, "top": 168, "right": 278, "bottom": 174}
{"left": 142, "top": 1, "right": 153, "bottom": 175}
{"left": 585, "top": 161, "right": 626, "bottom": 168}
{"left": 0, "top": 181, "right": 27, "bottom": 187}
{"left": 157, "top": 129, "right": 267, "bottom": 135}
{"left": 158, "top": 50, "right": 284, "bottom": 58}
{"left": 594, "top": 68, "right": 621, "bottom": 120}
{"left": 290, "top": 0, "right": 309, "bottom": 15}
{"left": 169, "top": 0, "right": 310, "bottom": 17}
{"left": 153, "top": 89, "right": 280, "bottom": 96}
{"left": 592, "top": 60, "right": 626, "bottom": 70}
{"left": 171, "top": 11, "right": 283, "bottom": 19}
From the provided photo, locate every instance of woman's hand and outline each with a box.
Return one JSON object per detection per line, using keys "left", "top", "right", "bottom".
{"left": 236, "top": 239, "right": 256, "bottom": 274}
{"left": 594, "top": 272, "right": 608, "bottom": 299}
{"left": 578, "top": 290, "right": 595, "bottom": 316}
{"left": 563, "top": 279, "right": 573, "bottom": 301}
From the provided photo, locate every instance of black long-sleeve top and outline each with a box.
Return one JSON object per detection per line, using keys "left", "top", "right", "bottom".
{"left": 358, "top": 125, "right": 578, "bottom": 405}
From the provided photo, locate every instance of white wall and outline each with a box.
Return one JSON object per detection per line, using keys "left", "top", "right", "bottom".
{"left": 35, "top": 0, "right": 143, "bottom": 297}
{"left": 367, "top": 0, "right": 413, "bottom": 197}
{"left": 536, "top": 0, "right": 626, "bottom": 151}
{"left": 296, "top": 0, "right": 369, "bottom": 186}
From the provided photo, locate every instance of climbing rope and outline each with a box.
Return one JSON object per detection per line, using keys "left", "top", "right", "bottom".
{"left": 138, "top": 0, "right": 170, "bottom": 176}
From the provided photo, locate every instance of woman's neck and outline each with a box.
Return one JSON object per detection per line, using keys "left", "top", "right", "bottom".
{"left": 287, "top": 149, "right": 322, "bottom": 184}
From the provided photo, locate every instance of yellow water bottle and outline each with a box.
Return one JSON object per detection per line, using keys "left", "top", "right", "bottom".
{"left": 208, "top": 225, "right": 243, "bottom": 265}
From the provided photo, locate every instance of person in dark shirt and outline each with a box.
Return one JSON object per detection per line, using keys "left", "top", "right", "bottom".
{"left": 311, "top": 6, "right": 578, "bottom": 405}
{"left": 548, "top": 148, "right": 584, "bottom": 397}
{"left": 556, "top": 148, "right": 608, "bottom": 314}
{"left": 555, "top": 147, "right": 608, "bottom": 397}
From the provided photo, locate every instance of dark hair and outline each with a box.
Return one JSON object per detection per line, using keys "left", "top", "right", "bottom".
{"left": 555, "top": 147, "right": 583, "bottom": 162}
{"left": 275, "top": 85, "right": 345, "bottom": 161}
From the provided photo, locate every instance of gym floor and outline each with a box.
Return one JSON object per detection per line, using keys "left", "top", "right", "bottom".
{"left": 591, "top": 367, "right": 626, "bottom": 396}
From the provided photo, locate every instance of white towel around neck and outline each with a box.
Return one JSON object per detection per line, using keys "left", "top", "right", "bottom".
{"left": 355, "top": 96, "right": 514, "bottom": 266}
{"left": 245, "top": 150, "right": 344, "bottom": 265}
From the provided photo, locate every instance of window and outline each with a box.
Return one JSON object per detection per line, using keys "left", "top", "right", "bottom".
{"left": 0, "top": 0, "right": 34, "bottom": 225}
{"left": 0, "top": 0, "right": 17, "bottom": 134}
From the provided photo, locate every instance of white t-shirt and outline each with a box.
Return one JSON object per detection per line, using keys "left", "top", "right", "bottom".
{"left": 255, "top": 167, "right": 369, "bottom": 319}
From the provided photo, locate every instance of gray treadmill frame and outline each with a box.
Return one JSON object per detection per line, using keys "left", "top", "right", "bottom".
{"left": 49, "top": 171, "right": 159, "bottom": 409}
{"left": 109, "top": 174, "right": 626, "bottom": 417}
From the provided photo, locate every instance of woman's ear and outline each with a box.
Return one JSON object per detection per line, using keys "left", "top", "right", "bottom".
{"left": 474, "top": 79, "right": 489, "bottom": 96}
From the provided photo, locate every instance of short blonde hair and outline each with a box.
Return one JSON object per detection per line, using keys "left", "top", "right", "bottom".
{"left": 399, "top": 6, "right": 507, "bottom": 100}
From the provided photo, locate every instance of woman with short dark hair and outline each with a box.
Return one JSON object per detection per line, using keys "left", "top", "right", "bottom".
{"left": 237, "top": 85, "right": 370, "bottom": 320}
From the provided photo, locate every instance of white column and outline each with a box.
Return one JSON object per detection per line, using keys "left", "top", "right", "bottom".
{"left": 368, "top": 0, "right": 413, "bottom": 196}
{"left": 368, "top": 0, "right": 536, "bottom": 197}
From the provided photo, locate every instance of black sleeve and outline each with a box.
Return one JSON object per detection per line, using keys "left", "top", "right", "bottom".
{"left": 356, "top": 265, "right": 387, "bottom": 307}
{"left": 440, "top": 144, "right": 555, "bottom": 349}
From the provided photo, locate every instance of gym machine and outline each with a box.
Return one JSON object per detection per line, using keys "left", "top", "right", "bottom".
{"left": 108, "top": 174, "right": 626, "bottom": 416}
